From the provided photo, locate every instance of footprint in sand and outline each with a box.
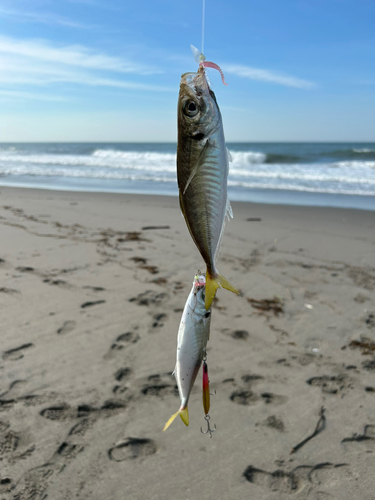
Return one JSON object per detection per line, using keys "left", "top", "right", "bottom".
{"left": 0, "top": 379, "right": 37, "bottom": 402}
{"left": 113, "top": 368, "right": 132, "bottom": 394}
{"left": 53, "top": 442, "right": 84, "bottom": 460}
{"left": 228, "top": 373, "right": 286, "bottom": 407}
{"left": 12, "top": 462, "right": 60, "bottom": 500}
{"left": 0, "top": 420, "right": 10, "bottom": 433}
{"left": 222, "top": 328, "right": 250, "bottom": 340}
{"left": 243, "top": 463, "right": 348, "bottom": 495}
{"left": 2, "top": 343, "right": 34, "bottom": 361}
{"left": 306, "top": 374, "right": 352, "bottom": 395}
{"left": 81, "top": 300, "right": 106, "bottom": 309}
{"left": 230, "top": 390, "right": 260, "bottom": 405}
{"left": 104, "top": 331, "right": 140, "bottom": 360}
{"left": 140, "top": 373, "right": 178, "bottom": 398}
{"left": 0, "top": 477, "right": 12, "bottom": 494}
{"left": 151, "top": 313, "right": 167, "bottom": 329}
{"left": 40, "top": 400, "right": 127, "bottom": 421}
{"left": 16, "top": 266, "right": 35, "bottom": 273}
{"left": 262, "top": 415, "right": 285, "bottom": 432}
{"left": 341, "top": 424, "right": 375, "bottom": 450}
{"left": 128, "top": 290, "right": 167, "bottom": 306}
{"left": 108, "top": 437, "right": 157, "bottom": 462}
{"left": 40, "top": 404, "right": 71, "bottom": 421}
{"left": 57, "top": 320, "right": 76, "bottom": 335}
{"left": 0, "top": 287, "right": 20, "bottom": 294}
{"left": 0, "top": 430, "right": 19, "bottom": 458}
{"left": 82, "top": 286, "right": 106, "bottom": 292}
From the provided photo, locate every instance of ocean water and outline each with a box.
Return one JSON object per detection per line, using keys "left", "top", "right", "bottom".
{"left": 0, "top": 142, "right": 374, "bottom": 210}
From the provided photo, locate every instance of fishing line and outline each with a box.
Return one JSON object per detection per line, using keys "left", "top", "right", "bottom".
{"left": 201, "top": 0, "right": 205, "bottom": 55}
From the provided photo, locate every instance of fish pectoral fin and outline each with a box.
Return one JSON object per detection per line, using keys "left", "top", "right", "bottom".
{"left": 182, "top": 139, "right": 210, "bottom": 195}
{"left": 226, "top": 198, "right": 233, "bottom": 220}
{"left": 163, "top": 407, "right": 189, "bottom": 431}
{"left": 226, "top": 147, "right": 233, "bottom": 163}
{"left": 205, "top": 271, "right": 241, "bottom": 310}
{"left": 182, "top": 164, "right": 199, "bottom": 195}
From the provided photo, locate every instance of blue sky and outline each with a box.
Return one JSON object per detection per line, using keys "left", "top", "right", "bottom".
{"left": 0, "top": 0, "right": 374, "bottom": 141}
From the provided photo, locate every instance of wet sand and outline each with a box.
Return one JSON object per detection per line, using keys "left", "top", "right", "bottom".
{"left": 1, "top": 186, "right": 375, "bottom": 499}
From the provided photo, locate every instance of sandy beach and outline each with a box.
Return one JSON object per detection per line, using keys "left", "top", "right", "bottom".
{"left": 1, "top": 185, "right": 375, "bottom": 499}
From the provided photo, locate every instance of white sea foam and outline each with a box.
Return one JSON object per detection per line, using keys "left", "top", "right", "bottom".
{"left": 92, "top": 149, "right": 177, "bottom": 165}
{"left": 227, "top": 180, "right": 375, "bottom": 196}
{"left": 229, "top": 167, "right": 375, "bottom": 185}
{"left": 1, "top": 146, "right": 375, "bottom": 198}
{"left": 229, "top": 151, "right": 266, "bottom": 164}
{"left": 330, "top": 161, "right": 375, "bottom": 169}
{"left": 0, "top": 152, "right": 177, "bottom": 172}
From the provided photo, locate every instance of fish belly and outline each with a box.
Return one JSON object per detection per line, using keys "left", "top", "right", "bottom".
{"left": 176, "top": 313, "right": 209, "bottom": 406}
{"left": 179, "top": 134, "right": 228, "bottom": 271}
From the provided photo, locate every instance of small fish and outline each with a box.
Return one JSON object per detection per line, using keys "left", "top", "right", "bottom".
{"left": 163, "top": 274, "right": 211, "bottom": 431}
{"left": 177, "top": 47, "right": 240, "bottom": 310}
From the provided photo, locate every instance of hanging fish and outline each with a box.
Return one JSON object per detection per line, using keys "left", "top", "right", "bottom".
{"left": 177, "top": 46, "right": 240, "bottom": 310}
{"left": 164, "top": 274, "right": 211, "bottom": 431}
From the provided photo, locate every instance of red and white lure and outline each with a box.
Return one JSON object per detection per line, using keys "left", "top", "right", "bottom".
{"left": 201, "top": 358, "right": 216, "bottom": 437}
{"left": 190, "top": 44, "right": 228, "bottom": 86}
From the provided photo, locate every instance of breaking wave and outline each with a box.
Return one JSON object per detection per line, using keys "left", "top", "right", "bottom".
{"left": 0, "top": 143, "right": 374, "bottom": 199}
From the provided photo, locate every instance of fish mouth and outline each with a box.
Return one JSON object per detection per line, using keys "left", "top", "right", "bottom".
{"left": 194, "top": 274, "right": 206, "bottom": 290}
{"left": 180, "top": 68, "right": 209, "bottom": 96}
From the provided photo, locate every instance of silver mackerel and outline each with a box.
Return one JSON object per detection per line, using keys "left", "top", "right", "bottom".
{"left": 177, "top": 65, "right": 240, "bottom": 309}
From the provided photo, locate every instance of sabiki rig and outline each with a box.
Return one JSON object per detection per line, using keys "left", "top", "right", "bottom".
{"left": 164, "top": 273, "right": 215, "bottom": 432}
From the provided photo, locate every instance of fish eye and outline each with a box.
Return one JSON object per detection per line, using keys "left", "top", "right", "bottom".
{"left": 183, "top": 100, "right": 199, "bottom": 117}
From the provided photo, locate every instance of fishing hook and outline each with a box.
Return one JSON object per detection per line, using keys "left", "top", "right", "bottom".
{"left": 201, "top": 414, "right": 216, "bottom": 438}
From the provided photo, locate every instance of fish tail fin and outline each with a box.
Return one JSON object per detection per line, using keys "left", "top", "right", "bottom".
{"left": 179, "top": 407, "right": 189, "bottom": 426}
{"left": 163, "top": 407, "right": 189, "bottom": 431}
{"left": 205, "top": 272, "right": 220, "bottom": 310}
{"left": 217, "top": 273, "right": 241, "bottom": 297}
{"left": 205, "top": 270, "right": 240, "bottom": 310}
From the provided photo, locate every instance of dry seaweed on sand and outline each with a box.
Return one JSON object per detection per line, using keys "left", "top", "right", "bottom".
{"left": 348, "top": 339, "right": 375, "bottom": 355}
{"left": 290, "top": 406, "right": 326, "bottom": 454}
{"left": 247, "top": 296, "right": 284, "bottom": 316}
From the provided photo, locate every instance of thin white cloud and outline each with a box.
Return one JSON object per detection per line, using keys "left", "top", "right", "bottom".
{"left": 0, "top": 90, "right": 66, "bottom": 101}
{"left": 0, "top": 6, "right": 93, "bottom": 29}
{"left": 223, "top": 64, "right": 316, "bottom": 89}
{"left": 0, "top": 36, "right": 159, "bottom": 74}
{"left": 0, "top": 37, "right": 172, "bottom": 97}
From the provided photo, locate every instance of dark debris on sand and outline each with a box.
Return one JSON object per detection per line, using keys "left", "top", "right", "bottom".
{"left": 248, "top": 297, "right": 284, "bottom": 316}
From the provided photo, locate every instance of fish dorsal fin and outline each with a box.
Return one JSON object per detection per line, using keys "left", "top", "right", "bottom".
{"left": 226, "top": 147, "right": 232, "bottom": 163}
{"left": 214, "top": 197, "right": 233, "bottom": 264}
{"left": 226, "top": 197, "right": 233, "bottom": 220}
